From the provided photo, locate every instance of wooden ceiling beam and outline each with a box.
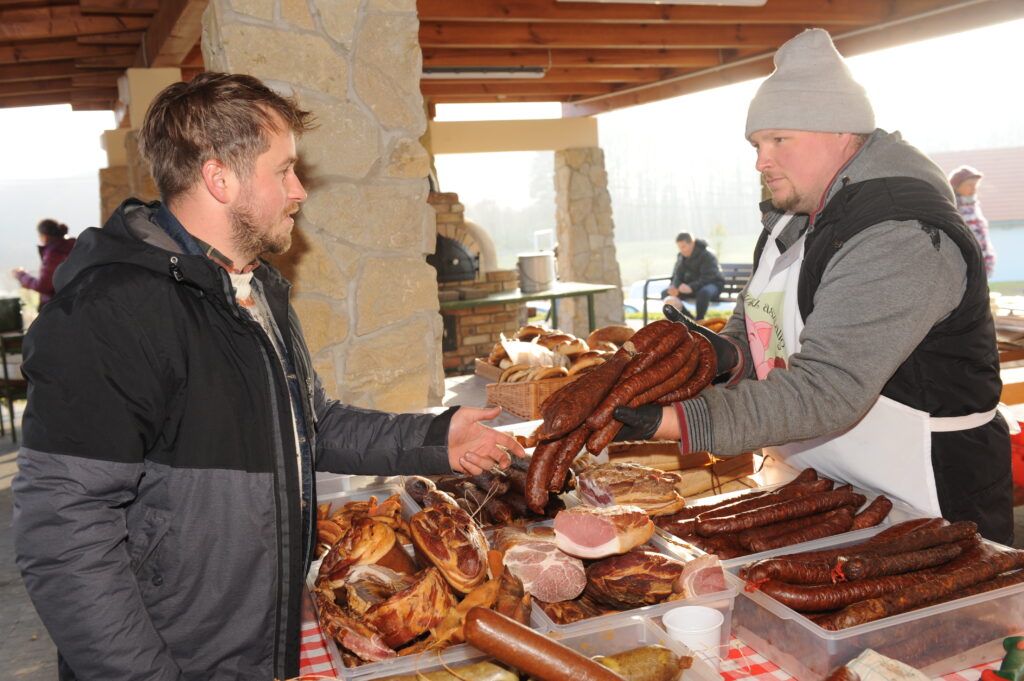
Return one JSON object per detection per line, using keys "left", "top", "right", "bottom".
{"left": 0, "top": 77, "right": 73, "bottom": 97}
{"left": 0, "top": 59, "right": 77, "bottom": 82}
{"left": 80, "top": 0, "right": 159, "bottom": 15}
{"left": 419, "top": 21, "right": 805, "bottom": 49}
{"left": 0, "top": 40, "right": 135, "bottom": 65}
{"left": 0, "top": 91, "right": 72, "bottom": 108}
{"left": 426, "top": 94, "right": 569, "bottom": 104}
{"left": 71, "top": 71, "right": 122, "bottom": 88}
{"left": 78, "top": 30, "right": 145, "bottom": 45}
{"left": 70, "top": 87, "right": 117, "bottom": 110}
{"left": 421, "top": 47, "right": 729, "bottom": 68}
{"left": 135, "top": 0, "right": 209, "bottom": 68}
{"left": 0, "top": 6, "right": 149, "bottom": 41}
{"left": 422, "top": 80, "right": 613, "bottom": 97}
{"left": 75, "top": 51, "right": 137, "bottom": 69}
{"left": 416, "top": 0, "right": 888, "bottom": 25}
{"left": 425, "top": 66, "right": 668, "bottom": 84}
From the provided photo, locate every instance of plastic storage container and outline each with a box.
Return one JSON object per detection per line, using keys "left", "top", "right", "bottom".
{"left": 527, "top": 530, "right": 738, "bottom": 656}
{"left": 726, "top": 531, "right": 1024, "bottom": 680}
{"left": 354, "top": 615, "right": 720, "bottom": 681}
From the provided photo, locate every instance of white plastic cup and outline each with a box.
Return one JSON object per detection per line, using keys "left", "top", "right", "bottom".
{"left": 662, "top": 605, "right": 725, "bottom": 668}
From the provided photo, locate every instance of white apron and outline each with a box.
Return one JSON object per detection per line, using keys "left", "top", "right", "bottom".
{"left": 744, "top": 215, "right": 996, "bottom": 515}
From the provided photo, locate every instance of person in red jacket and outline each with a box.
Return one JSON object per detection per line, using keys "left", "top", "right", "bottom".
{"left": 12, "top": 218, "right": 76, "bottom": 308}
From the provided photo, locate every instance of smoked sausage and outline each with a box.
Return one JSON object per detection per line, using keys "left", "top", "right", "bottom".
{"left": 739, "top": 506, "right": 854, "bottom": 553}
{"left": 758, "top": 572, "right": 932, "bottom": 613}
{"left": 850, "top": 495, "right": 893, "bottom": 530}
{"left": 463, "top": 607, "right": 627, "bottom": 681}
{"left": 695, "top": 490, "right": 865, "bottom": 537}
{"left": 525, "top": 439, "right": 562, "bottom": 514}
{"left": 538, "top": 344, "right": 635, "bottom": 440}
{"left": 546, "top": 425, "right": 593, "bottom": 493}
{"left": 655, "top": 335, "right": 716, "bottom": 404}
{"left": 833, "top": 542, "right": 965, "bottom": 582}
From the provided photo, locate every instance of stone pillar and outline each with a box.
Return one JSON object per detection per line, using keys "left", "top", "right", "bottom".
{"left": 99, "top": 128, "right": 131, "bottom": 220}
{"left": 202, "top": 0, "right": 440, "bottom": 413}
{"left": 118, "top": 68, "right": 181, "bottom": 204}
{"left": 553, "top": 147, "right": 625, "bottom": 335}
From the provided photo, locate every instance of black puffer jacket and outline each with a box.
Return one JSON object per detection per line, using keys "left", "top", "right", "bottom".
{"left": 669, "top": 239, "right": 725, "bottom": 291}
{"left": 13, "top": 199, "right": 454, "bottom": 681}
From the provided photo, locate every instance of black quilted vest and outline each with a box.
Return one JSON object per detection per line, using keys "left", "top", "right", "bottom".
{"left": 753, "top": 177, "right": 1012, "bottom": 543}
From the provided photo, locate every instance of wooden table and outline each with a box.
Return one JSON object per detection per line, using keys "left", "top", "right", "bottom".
{"left": 439, "top": 281, "right": 617, "bottom": 333}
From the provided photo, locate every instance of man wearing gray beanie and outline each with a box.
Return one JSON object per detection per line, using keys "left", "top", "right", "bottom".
{"left": 616, "top": 29, "right": 1012, "bottom": 544}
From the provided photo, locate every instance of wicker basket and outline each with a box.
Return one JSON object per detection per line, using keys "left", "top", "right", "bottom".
{"left": 486, "top": 373, "right": 578, "bottom": 420}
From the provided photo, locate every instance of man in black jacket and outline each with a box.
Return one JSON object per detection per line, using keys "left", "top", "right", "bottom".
{"left": 662, "top": 232, "right": 725, "bottom": 320}
{"left": 13, "top": 72, "right": 524, "bottom": 681}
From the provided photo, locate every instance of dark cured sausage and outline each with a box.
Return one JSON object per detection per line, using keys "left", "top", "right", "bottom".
{"left": 629, "top": 344, "right": 700, "bottom": 405}
{"left": 586, "top": 418, "right": 624, "bottom": 455}
{"left": 525, "top": 439, "right": 562, "bottom": 514}
{"left": 546, "top": 424, "right": 592, "bottom": 493}
{"left": 624, "top": 319, "right": 673, "bottom": 353}
{"left": 538, "top": 344, "right": 635, "bottom": 440}
{"left": 833, "top": 542, "right": 964, "bottom": 582}
{"left": 764, "top": 519, "right": 974, "bottom": 565}
{"left": 657, "top": 489, "right": 775, "bottom": 522}
{"left": 463, "top": 607, "right": 626, "bottom": 681}
{"left": 819, "top": 547, "right": 1024, "bottom": 630}
{"left": 655, "top": 335, "right": 717, "bottom": 404}
{"left": 864, "top": 518, "right": 933, "bottom": 544}
{"left": 695, "top": 490, "right": 865, "bottom": 537}
{"left": 585, "top": 332, "right": 696, "bottom": 431}
{"left": 618, "top": 321, "right": 691, "bottom": 382}
{"left": 758, "top": 572, "right": 932, "bottom": 613}
{"left": 741, "top": 557, "right": 834, "bottom": 586}
{"left": 741, "top": 503, "right": 860, "bottom": 552}
{"left": 850, "top": 495, "right": 893, "bottom": 530}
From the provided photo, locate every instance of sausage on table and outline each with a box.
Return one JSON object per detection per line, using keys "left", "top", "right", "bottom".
{"left": 741, "top": 506, "right": 855, "bottom": 553}
{"left": 695, "top": 490, "right": 865, "bottom": 537}
{"left": 833, "top": 542, "right": 965, "bottom": 582}
{"left": 463, "top": 607, "right": 627, "bottom": 681}
{"left": 757, "top": 572, "right": 932, "bottom": 613}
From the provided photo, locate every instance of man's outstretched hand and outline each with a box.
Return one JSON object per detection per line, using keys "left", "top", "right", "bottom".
{"left": 447, "top": 406, "right": 527, "bottom": 475}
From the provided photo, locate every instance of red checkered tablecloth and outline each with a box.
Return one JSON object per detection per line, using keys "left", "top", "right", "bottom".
{"left": 299, "top": 619, "right": 1000, "bottom": 681}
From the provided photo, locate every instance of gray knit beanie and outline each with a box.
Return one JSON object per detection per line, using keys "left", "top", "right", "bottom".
{"left": 745, "top": 28, "right": 875, "bottom": 139}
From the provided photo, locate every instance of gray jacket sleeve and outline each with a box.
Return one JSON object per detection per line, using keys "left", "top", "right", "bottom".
{"left": 13, "top": 450, "right": 183, "bottom": 681}
{"left": 682, "top": 220, "right": 967, "bottom": 455}
{"left": 311, "top": 373, "right": 453, "bottom": 476}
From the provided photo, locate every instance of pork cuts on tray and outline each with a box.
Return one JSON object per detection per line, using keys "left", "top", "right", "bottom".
{"left": 552, "top": 504, "right": 655, "bottom": 559}
{"left": 493, "top": 525, "right": 587, "bottom": 603}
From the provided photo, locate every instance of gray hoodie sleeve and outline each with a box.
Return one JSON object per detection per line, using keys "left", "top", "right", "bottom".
{"left": 679, "top": 219, "right": 967, "bottom": 455}
{"left": 13, "top": 450, "right": 184, "bottom": 681}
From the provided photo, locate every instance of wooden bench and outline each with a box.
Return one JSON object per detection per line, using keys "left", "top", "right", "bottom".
{"left": 641, "top": 262, "right": 753, "bottom": 325}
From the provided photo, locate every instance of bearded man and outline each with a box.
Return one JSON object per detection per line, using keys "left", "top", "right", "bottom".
{"left": 12, "top": 72, "right": 523, "bottom": 681}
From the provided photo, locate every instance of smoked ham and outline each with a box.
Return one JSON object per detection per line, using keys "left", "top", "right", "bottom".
{"left": 584, "top": 549, "right": 686, "bottom": 609}
{"left": 494, "top": 526, "right": 587, "bottom": 604}
{"left": 577, "top": 462, "right": 688, "bottom": 516}
{"left": 673, "top": 554, "right": 728, "bottom": 598}
{"left": 553, "top": 504, "right": 655, "bottom": 559}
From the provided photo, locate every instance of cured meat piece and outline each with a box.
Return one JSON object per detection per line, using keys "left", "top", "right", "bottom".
{"left": 673, "top": 554, "right": 727, "bottom": 597}
{"left": 584, "top": 549, "right": 686, "bottom": 609}
{"left": 363, "top": 567, "right": 458, "bottom": 648}
{"left": 553, "top": 504, "right": 655, "bottom": 559}
{"left": 577, "top": 461, "right": 688, "bottom": 516}
{"left": 410, "top": 498, "right": 491, "bottom": 594}
{"left": 494, "top": 526, "right": 587, "bottom": 604}
{"left": 312, "top": 588, "right": 397, "bottom": 663}
{"left": 336, "top": 564, "right": 411, "bottom": 615}
{"left": 494, "top": 567, "right": 532, "bottom": 625}
{"left": 537, "top": 594, "right": 609, "bottom": 625}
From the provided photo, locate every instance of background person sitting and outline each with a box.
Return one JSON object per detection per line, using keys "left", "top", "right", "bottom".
{"left": 11, "top": 218, "right": 76, "bottom": 309}
{"left": 662, "top": 231, "right": 725, "bottom": 320}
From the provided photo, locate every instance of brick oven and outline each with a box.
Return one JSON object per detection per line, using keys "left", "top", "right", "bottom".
{"left": 428, "top": 192, "right": 527, "bottom": 375}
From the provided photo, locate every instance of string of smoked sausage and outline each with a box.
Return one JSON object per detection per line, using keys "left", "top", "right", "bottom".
{"left": 584, "top": 332, "right": 697, "bottom": 431}
{"left": 695, "top": 490, "right": 865, "bottom": 537}
{"left": 738, "top": 506, "right": 853, "bottom": 552}
{"left": 618, "top": 321, "right": 691, "bottom": 381}
{"left": 758, "top": 572, "right": 932, "bottom": 613}
{"left": 525, "top": 439, "right": 563, "bottom": 514}
{"left": 538, "top": 344, "right": 636, "bottom": 440}
{"left": 655, "top": 335, "right": 717, "bottom": 404}
{"left": 818, "top": 547, "right": 1024, "bottom": 630}
{"left": 849, "top": 495, "right": 893, "bottom": 530}
{"left": 743, "top": 506, "right": 856, "bottom": 553}
{"left": 546, "top": 424, "right": 593, "bottom": 494}
{"left": 832, "top": 542, "right": 965, "bottom": 582}
{"left": 741, "top": 557, "right": 835, "bottom": 586}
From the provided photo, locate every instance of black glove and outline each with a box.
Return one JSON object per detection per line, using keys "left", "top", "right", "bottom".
{"left": 663, "top": 304, "right": 739, "bottom": 378}
{"left": 612, "top": 404, "right": 663, "bottom": 442}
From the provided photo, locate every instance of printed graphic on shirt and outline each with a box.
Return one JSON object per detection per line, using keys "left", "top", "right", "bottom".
{"left": 743, "top": 291, "right": 789, "bottom": 379}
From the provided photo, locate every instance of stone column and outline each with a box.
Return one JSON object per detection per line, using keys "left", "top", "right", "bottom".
{"left": 99, "top": 128, "right": 131, "bottom": 220}
{"left": 553, "top": 147, "right": 625, "bottom": 335}
{"left": 203, "top": 0, "right": 440, "bottom": 412}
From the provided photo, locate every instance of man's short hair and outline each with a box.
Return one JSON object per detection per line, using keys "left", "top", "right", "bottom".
{"left": 676, "top": 232, "right": 694, "bottom": 243}
{"left": 138, "top": 72, "right": 316, "bottom": 202}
